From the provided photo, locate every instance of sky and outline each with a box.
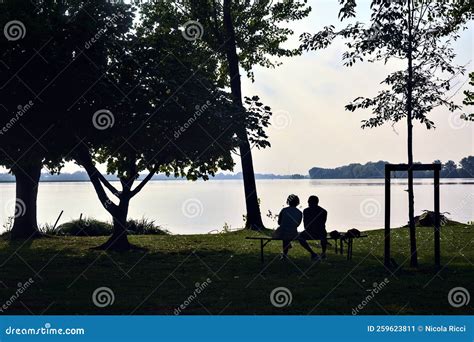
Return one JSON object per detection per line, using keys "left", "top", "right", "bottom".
{"left": 242, "top": 0, "right": 474, "bottom": 175}
{"left": 19, "top": 0, "right": 474, "bottom": 176}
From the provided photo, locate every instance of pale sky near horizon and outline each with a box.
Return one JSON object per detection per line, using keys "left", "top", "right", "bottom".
{"left": 9, "top": 0, "right": 473, "bottom": 176}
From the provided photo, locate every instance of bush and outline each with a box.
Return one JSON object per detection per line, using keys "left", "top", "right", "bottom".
{"left": 54, "top": 217, "right": 169, "bottom": 236}
{"left": 126, "top": 218, "right": 169, "bottom": 235}
{"left": 56, "top": 218, "right": 112, "bottom": 236}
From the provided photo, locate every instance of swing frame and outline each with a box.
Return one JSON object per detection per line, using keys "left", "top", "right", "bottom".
{"left": 384, "top": 163, "right": 442, "bottom": 268}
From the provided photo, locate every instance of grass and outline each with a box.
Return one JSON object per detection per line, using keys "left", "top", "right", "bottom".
{"left": 0, "top": 223, "right": 472, "bottom": 315}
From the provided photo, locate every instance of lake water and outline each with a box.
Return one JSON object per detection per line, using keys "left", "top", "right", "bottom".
{"left": 0, "top": 179, "right": 472, "bottom": 234}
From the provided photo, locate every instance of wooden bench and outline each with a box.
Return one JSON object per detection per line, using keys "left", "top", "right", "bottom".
{"left": 245, "top": 233, "right": 367, "bottom": 264}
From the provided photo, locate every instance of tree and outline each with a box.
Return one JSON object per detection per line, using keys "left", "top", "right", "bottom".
{"left": 301, "top": 0, "right": 470, "bottom": 267}
{"left": 463, "top": 72, "right": 474, "bottom": 120}
{"left": 441, "top": 160, "right": 458, "bottom": 178}
{"left": 460, "top": 156, "right": 474, "bottom": 177}
{"left": 73, "top": 5, "right": 271, "bottom": 251}
{"left": 0, "top": 0, "right": 132, "bottom": 239}
{"left": 446, "top": 0, "right": 473, "bottom": 121}
{"left": 162, "top": 0, "right": 311, "bottom": 229}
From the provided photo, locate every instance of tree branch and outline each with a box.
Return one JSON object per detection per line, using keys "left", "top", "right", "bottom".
{"left": 131, "top": 168, "right": 158, "bottom": 198}
{"left": 74, "top": 146, "right": 118, "bottom": 213}
{"left": 98, "top": 172, "right": 120, "bottom": 197}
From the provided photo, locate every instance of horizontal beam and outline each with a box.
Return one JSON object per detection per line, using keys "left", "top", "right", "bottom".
{"left": 385, "top": 163, "right": 441, "bottom": 172}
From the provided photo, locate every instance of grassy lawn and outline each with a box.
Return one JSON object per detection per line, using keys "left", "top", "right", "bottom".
{"left": 0, "top": 224, "right": 472, "bottom": 315}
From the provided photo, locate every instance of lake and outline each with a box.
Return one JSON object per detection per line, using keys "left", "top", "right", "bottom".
{"left": 0, "top": 179, "right": 472, "bottom": 234}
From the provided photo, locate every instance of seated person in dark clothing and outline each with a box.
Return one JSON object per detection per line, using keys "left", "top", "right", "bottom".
{"left": 272, "top": 194, "right": 303, "bottom": 259}
{"left": 298, "top": 195, "right": 328, "bottom": 260}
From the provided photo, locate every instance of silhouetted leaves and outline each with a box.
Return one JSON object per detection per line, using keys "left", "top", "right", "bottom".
{"left": 301, "top": 0, "right": 470, "bottom": 130}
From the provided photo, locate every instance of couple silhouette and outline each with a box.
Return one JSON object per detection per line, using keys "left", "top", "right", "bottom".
{"left": 273, "top": 194, "right": 328, "bottom": 261}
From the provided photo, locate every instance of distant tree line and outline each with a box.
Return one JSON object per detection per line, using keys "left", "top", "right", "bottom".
{"left": 0, "top": 171, "right": 307, "bottom": 182}
{"left": 309, "top": 156, "right": 474, "bottom": 179}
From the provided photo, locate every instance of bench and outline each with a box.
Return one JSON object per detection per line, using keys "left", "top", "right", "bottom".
{"left": 245, "top": 233, "right": 368, "bottom": 265}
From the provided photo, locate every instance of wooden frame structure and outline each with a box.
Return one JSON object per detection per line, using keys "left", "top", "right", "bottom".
{"left": 384, "top": 163, "right": 442, "bottom": 268}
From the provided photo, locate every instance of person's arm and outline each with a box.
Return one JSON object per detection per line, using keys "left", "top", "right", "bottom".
{"left": 297, "top": 210, "right": 303, "bottom": 226}
{"left": 278, "top": 208, "right": 284, "bottom": 225}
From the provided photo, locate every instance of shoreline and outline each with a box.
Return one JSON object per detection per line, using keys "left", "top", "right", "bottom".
{"left": 0, "top": 177, "right": 473, "bottom": 184}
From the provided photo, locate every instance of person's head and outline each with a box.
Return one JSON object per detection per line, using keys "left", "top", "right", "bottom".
{"left": 286, "top": 194, "right": 300, "bottom": 207}
{"left": 308, "top": 195, "right": 319, "bottom": 207}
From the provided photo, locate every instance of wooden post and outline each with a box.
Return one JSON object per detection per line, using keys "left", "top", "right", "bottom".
{"left": 52, "top": 210, "right": 64, "bottom": 230}
{"left": 434, "top": 167, "right": 441, "bottom": 268}
{"left": 384, "top": 166, "right": 391, "bottom": 267}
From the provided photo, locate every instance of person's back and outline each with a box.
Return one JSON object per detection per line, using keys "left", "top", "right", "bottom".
{"left": 273, "top": 194, "right": 303, "bottom": 258}
{"left": 298, "top": 195, "right": 328, "bottom": 260}
{"left": 278, "top": 206, "right": 303, "bottom": 238}
{"left": 303, "top": 205, "right": 327, "bottom": 237}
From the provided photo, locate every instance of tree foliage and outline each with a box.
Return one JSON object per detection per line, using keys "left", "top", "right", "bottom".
{"left": 0, "top": 0, "right": 133, "bottom": 237}
{"left": 73, "top": 2, "right": 273, "bottom": 249}
{"left": 301, "top": 0, "right": 470, "bottom": 130}
{"left": 184, "top": 0, "right": 311, "bottom": 82}
{"left": 463, "top": 72, "right": 474, "bottom": 120}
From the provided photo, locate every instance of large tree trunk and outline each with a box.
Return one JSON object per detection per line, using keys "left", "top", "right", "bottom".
{"left": 95, "top": 196, "right": 132, "bottom": 251}
{"left": 223, "top": 0, "right": 264, "bottom": 230}
{"left": 407, "top": 0, "right": 418, "bottom": 268}
{"left": 10, "top": 161, "right": 42, "bottom": 240}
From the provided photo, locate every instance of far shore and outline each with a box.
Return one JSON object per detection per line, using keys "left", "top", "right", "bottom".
{"left": 0, "top": 177, "right": 474, "bottom": 184}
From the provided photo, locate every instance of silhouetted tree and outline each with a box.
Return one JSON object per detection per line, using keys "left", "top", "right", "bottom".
{"left": 446, "top": 0, "right": 473, "bottom": 121}
{"left": 0, "top": 0, "right": 133, "bottom": 239}
{"left": 441, "top": 160, "right": 458, "bottom": 178}
{"left": 153, "top": 0, "right": 311, "bottom": 229}
{"left": 460, "top": 156, "right": 474, "bottom": 177}
{"left": 301, "top": 0, "right": 470, "bottom": 267}
{"left": 463, "top": 72, "right": 474, "bottom": 120}
{"left": 74, "top": 6, "right": 271, "bottom": 251}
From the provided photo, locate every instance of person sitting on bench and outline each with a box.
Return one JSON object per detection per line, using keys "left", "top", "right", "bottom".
{"left": 298, "top": 195, "right": 328, "bottom": 261}
{"left": 272, "top": 194, "right": 302, "bottom": 259}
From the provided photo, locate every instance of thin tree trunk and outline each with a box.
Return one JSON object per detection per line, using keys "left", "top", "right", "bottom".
{"left": 223, "top": 0, "right": 264, "bottom": 230}
{"left": 75, "top": 147, "right": 133, "bottom": 251}
{"left": 95, "top": 195, "right": 132, "bottom": 251}
{"left": 10, "top": 161, "right": 42, "bottom": 240}
{"left": 407, "top": 0, "right": 418, "bottom": 268}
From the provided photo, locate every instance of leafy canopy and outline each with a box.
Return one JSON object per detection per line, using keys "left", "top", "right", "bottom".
{"left": 0, "top": 0, "right": 133, "bottom": 172}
